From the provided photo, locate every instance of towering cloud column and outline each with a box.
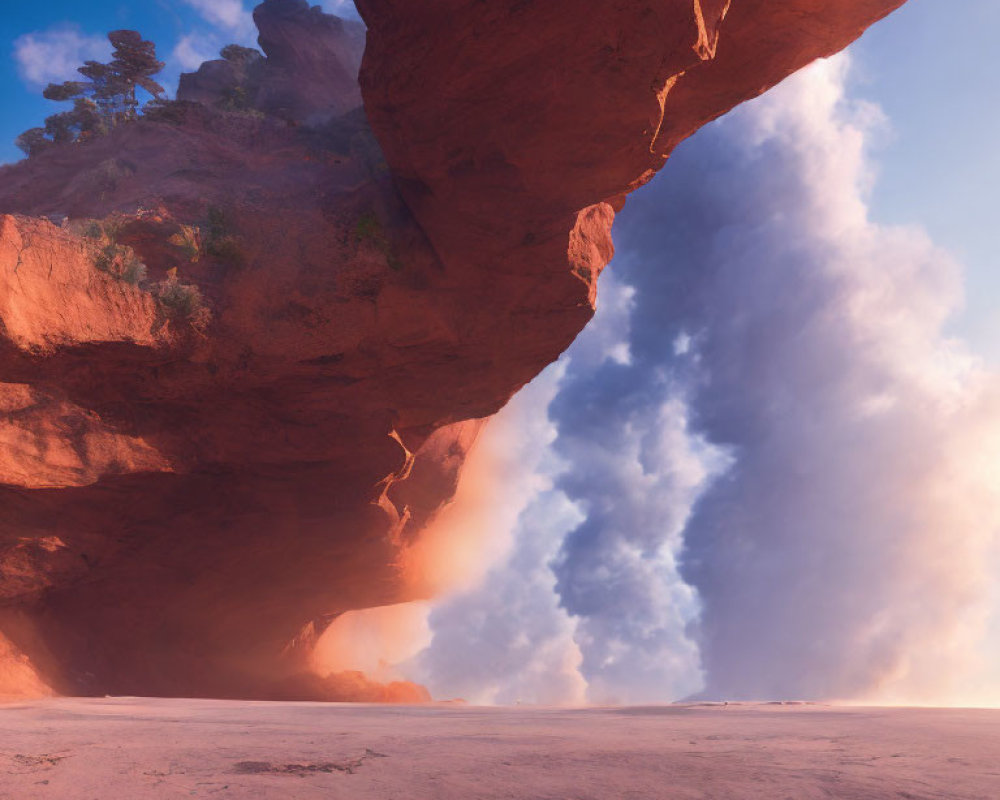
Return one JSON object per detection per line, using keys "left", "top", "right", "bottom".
{"left": 575, "top": 55, "right": 1000, "bottom": 703}
{"left": 414, "top": 56, "right": 1000, "bottom": 706}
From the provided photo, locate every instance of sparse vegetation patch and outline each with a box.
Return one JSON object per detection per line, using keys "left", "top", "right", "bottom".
{"left": 94, "top": 242, "right": 148, "bottom": 285}
{"left": 168, "top": 226, "right": 202, "bottom": 263}
{"left": 203, "top": 206, "right": 247, "bottom": 268}
{"left": 354, "top": 211, "right": 402, "bottom": 271}
{"left": 80, "top": 217, "right": 148, "bottom": 286}
{"left": 154, "top": 269, "right": 212, "bottom": 332}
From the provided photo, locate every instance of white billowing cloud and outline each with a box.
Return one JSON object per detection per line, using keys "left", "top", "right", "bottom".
{"left": 409, "top": 484, "right": 588, "bottom": 706}
{"left": 542, "top": 273, "right": 729, "bottom": 705}
{"left": 404, "top": 271, "right": 721, "bottom": 706}
{"left": 402, "top": 53, "right": 1000, "bottom": 709}
{"left": 13, "top": 26, "right": 110, "bottom": 89}
{"left": 320, "top": 0, "right": 362, "bottom": 19}
{"left": 401, "top": 363, "right": 590, "bottom": 706}
{"left": 172, "top": 33, "right": 220, "bottom": 72}
{"left": 169, "top": 0, "right": 257, "bottom": 79}
{"left": 181, "top": 0, "right": 256, "bottom": 38}
{"left": 550, "top": 392, "right": 728, "bottom": 705}
{"left": 603, "top": 54, "right": 1000, "bottom": 704}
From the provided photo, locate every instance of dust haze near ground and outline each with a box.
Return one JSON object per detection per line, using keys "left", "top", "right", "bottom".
{"left": 1, "top": 698, "right": 998, "bottom": 798}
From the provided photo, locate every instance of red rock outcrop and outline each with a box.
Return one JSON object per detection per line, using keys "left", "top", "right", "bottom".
{"left": 0, "top": 0, "right": 906, "bottom": 700}
{"left": 179, "top": 0, "right": 366, "bottom": 124}
{"left": 356, "top": 0, "right": 907, "bottom": 320}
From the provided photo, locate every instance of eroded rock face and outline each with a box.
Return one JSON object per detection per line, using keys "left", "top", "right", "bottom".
{"left": 0, "top": 0, "right": 906, "bottom": 700}
{"left": 355, "top": 0, "right": 906, "bottom": 306}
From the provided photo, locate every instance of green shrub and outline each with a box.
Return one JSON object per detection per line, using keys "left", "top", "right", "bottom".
{"left": 203, "top": 206, "right": 247, "bottom": 268}
{"left": 354, "top": 210, "right": 402, "bottom": 271}
{"left": 94, "top": 243, "right": 118, "bottom": 272}
{"left": 206, "top": 206, "right": 228, "bottom": 239}
{"left": 167, "top": 226, "right": 201, "bottom": 263}
{"left": 218, "top": 86, "right": 251, "bottom": 113}
{"left": 81, "top": 221, "right": 104, "bottom": 240}
{"left": 120, "top": 255, "right": 148, "bottom": 285}
{"left": 154, "top": 272, "right": 211, "bottom": 331}
{"left": 355, "top": 211, "right": 382, "bottom": 243}
{"left": 91, "top": 238, "right": 147, "bottom": 286}
{"left": 80, "top": 216, "right": 125, "bottom": 243}
{"left": 205, "top": 235, "right": 246, "bottom": 267}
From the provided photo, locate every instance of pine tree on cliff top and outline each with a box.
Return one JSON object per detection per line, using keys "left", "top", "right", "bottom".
{"left": 16, "top": 30, "right": 164, "bottom": 157}
{"left": 108, "top": 30, "right": 165, "bottom": 120}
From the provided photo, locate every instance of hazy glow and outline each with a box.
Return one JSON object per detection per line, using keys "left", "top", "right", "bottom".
{"left": 312, "top": 369, "right": 569, "bottom": 691}
{"left": 0, "top": 632, "right": 51, "bottom": 700}
{"left": 396, "top": 367, "right": 567, "bottom": 599}
{"left": 311, "top": 602, "right": 431, "bottom": 683}
{"left": 312, "top": 56, "right": 1000, "bottom": 708}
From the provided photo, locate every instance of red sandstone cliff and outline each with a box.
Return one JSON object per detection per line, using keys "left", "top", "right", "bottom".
{"left": 0, "top": 0, "right": 906, "bottom": 700}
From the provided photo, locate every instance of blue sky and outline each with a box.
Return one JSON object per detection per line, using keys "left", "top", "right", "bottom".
{"left": 849, "top": 0, "right": 1000, "bottom": 360}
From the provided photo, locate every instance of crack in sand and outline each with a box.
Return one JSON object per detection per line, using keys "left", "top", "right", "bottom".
{"left": 234, "top": 747, "right": 387, "bottom": 777}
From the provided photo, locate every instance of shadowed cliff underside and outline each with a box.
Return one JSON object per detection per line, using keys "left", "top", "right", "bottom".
{"left": 0, "top": 0, "right": 905, "bottom": 700}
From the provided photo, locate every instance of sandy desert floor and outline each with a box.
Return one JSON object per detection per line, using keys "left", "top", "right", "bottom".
{"left": 0, "top": 698, "right": 998, "bottom": 799}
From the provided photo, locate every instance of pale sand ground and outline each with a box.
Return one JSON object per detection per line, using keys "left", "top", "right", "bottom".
{"left": 1, "top": 699, "right": 998, "bottom": 799}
